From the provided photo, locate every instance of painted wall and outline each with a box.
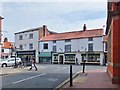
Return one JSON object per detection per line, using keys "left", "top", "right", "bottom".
{"left": 39, "top": 37, "right": 103, "bottom": 52}
{"left": 15, "top": 30, "right": 39, "bottom": 63}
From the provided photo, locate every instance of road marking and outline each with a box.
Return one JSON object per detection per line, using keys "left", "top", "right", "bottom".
{"left": 12, "top": 73, "right": 46, "bottom": 84}
{"left": 54, "top": 67, "right": 67, "bottom": 72}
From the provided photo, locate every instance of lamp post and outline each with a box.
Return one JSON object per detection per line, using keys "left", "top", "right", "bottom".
{"left": 51, "top": 51, "right": 53, "bottom": 64}
{"left": 83, "top": 48, "right": 87, "bottom": 73}
{"left": 10, "top": 44, "right": 14, "bottom": 57}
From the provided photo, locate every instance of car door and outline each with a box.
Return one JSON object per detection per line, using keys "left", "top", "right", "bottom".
{"left": 7, "top": 59, "right": 15, "bottom": 66}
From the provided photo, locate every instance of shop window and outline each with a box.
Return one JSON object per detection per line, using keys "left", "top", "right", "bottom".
{"left": 43, "top": 43, "right": 48, "bottom": 49}
{"left": 54, "top": 56, "right": 58, "bottom": 61}
{"left": 65, "top": 54, "right": 75, "bottom": 61}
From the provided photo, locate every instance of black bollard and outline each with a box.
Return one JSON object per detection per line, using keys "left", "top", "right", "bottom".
{"left": 83, "top": 60, "right": 86, "bottom": 73}
{"left": 70, "top": 65, "right": 73, "bottom": 86}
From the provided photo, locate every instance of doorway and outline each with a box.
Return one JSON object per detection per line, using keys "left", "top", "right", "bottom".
{"left": 59, "top": 55, "right": 64, "bottom": 64}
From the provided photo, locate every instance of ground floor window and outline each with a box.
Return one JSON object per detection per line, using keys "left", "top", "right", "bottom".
{"left": 81, "top": 54, "right": 100, "bottom": 62}
{"left": 53, "top": 54, "right": 58, "bottom": 61}
{"left": 39, "top": 57, "right": 51, "bottom": 63}
{"left": 65, "top": 54, "right": 75, "bottom": 61}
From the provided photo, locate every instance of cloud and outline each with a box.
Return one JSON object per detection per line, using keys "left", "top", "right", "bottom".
{"left": 1, "top": 0, "right": 107, "bottom": 2}
{"left": 2, "top": 2, "right": 107, "bottom": 42}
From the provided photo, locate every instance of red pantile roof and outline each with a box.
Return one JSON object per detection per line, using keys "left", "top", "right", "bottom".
{"left": 40, "top": 29, "right": 103, "bottom": 41}
{"left": 2, "top": 42, "right": 13, "bottom": 49}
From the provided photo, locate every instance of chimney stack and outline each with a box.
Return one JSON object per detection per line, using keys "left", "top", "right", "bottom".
{"left": 83, "top": 24, "right": 87, "bottom": 31}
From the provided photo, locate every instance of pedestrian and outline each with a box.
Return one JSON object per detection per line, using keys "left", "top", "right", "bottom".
{"left": 29, "top": 57, "right": 38, "bottom": 71}
{"left": 76, "top": 58, "right": 79, "bottom": 65}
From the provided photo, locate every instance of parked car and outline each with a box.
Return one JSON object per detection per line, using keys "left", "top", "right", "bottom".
{"left": 0, "top": 58, "right": 22, "bottom": 67}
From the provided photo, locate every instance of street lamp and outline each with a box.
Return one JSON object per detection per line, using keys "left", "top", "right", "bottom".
{"left": 10, "top": 44, "right": 14, "bottom": 57}
{"left": 82, "top": 48, "right": 87, "bottom": 73}
{"left": 10, "top": 45, "right": 19, "bottom": 68}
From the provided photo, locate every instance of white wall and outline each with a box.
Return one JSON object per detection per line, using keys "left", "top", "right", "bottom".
{"left": 93, "top": 37, "right": 103, "bottom": 51}
{"left": 15, "top": 30, "right": 39, "bottom": 63}
{"left": 39, "top": 36, "right": 103, "bottom": 52}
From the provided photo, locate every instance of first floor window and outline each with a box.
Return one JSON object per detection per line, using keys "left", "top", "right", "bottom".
{"left": 29, "top": 33, "right": 33, "bottom": 39}
{"left": 65, "top": 45, "right": 71, "bottom": 52}
{"left": 88, "top": 44, "right": 93, "bottom": 51}
{"left": 29, "top": 43, "right": 33, "bottom": 49}
{"left": 19, "top": 45, "right": 23, "bottom": 50}
{"left": 19, "top": 35, "right": 23, "bottom": 40}
{"left": 43, "top": 43, "right": 48, "bottom": 49}
{"left": 1, "top": 49, "right": 4, "bottom": 52}
{"left": 53, "top": 46, "right": 56, "bottom": 52}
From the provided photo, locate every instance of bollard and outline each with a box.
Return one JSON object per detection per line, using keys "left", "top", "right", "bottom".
{"left": 83, "top": 60, "right": 86, "bottom": 73}
{"left": 70, "top": 65, "right": 73, "bottom": 86}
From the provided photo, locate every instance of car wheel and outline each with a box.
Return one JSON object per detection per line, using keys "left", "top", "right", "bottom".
{"left": 2, "top": 63, "right": 7, "bottom": 67}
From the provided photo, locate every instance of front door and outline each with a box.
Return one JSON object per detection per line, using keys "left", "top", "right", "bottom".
{"left": 59, "top": 55, "right": 63, "bottom": 64}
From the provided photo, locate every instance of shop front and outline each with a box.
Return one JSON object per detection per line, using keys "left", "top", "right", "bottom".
{"left": 17, "top": 50, "right": 36, "bottom": 64}
{"left": 52, "top": 53, "right": 76, "bottom": 64}
{"left": 38, "top": 52, "right": 52, "bottom": 64}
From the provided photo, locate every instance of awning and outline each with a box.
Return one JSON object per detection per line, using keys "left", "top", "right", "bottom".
{"left": 38, "top": 52, "right": 52, "bottom": 57}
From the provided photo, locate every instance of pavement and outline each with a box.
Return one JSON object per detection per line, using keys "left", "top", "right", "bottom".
{"left": 0, "top": 65, "right": 45, "bottom": 76}
{"left": 59, "top": 68, "right": 120, "bottom": 89}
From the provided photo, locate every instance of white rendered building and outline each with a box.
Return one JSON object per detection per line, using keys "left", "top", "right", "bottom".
{"left": 39, "top": 25, "right": 105, "bottom": 65}
{"left": 15, "top": 25, "right": 55, "bottom": 63}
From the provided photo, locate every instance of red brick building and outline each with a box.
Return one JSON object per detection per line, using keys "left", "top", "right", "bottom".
{"left": 106, "top": 1, "right": 120, "bottom": 84}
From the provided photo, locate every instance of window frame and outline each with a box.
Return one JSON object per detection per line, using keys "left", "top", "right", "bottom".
{"left": 65, "top": 39, "right": 71, "bottom": 42}
{"left": 19, "top": 45, "right": 23, "bottom": 50}
{"left": 29, "top": 43, "right": 33, "bottom": 49}
{"left": 88, "top": 37, "right": 93, "bottom": 41}
{"left": 88, "top": 43, "right": 93, "bottom": 51}
{"left": 65, "top": 45, "right": 71, "bottom": 52}
{"left": 43, "top": 43, "right": 48, "bottom": 49}
{"left": 53, "top": 46, "right": 57, "bottom": 52}
{"left": 29, "top": 33, "right": 33, "bottom": 39}
{"left": 19, "top": 35, "right": 23, "bottom": 40}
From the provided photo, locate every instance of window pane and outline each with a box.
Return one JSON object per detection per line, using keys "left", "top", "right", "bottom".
{"left": 44, "top": 43, "right": 48, "bottom": 49}
{"left": 29, "top": 44, "right": 33, "bottom": 49}
{"left": 29, "top": 34, "right": 33, "bottom": 39}
{"left": 53, "top": 40, "right": 56, "bottom": 43}
{"left": 65, "top": 45, "right": 71, "bottom": 52}
{"left": 19, "top": 35, "right": 23, "bottom": 40}
{"left": 53, "top": 46, "right": 56, "bottom": 52}
{"left": 88, "top": 44, "right": 93, "bottom": 51}
{"left": 19, "top": 45, "right": 23, "bottom": 50}
{"left": 65, "top": 39, "right": 71, "bottom": 42}
{"left": 88, "top": 37, "right": 93, "bottom": 41}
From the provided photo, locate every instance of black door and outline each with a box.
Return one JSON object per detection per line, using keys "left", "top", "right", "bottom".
{"left": 59, "top": 55, "right": 63, "bottom": 64}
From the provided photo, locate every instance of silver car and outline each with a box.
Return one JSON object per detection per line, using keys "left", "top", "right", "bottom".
{"left": 0, "top": 58, "right": 21, "bottom": 67}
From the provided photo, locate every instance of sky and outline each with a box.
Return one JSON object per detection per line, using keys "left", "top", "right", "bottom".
{"left": 1, "top": 0, "right": 107, "bottom": 42}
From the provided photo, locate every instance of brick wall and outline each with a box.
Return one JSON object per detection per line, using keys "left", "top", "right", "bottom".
{"left": 107, "top": 2, "right": 120, "bottom": 84}
{"left": 38, "top": 25, "right": 50, "bottom": 40}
